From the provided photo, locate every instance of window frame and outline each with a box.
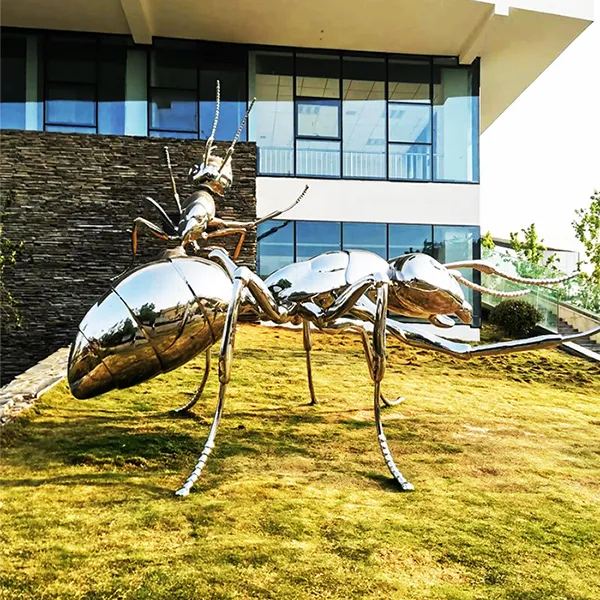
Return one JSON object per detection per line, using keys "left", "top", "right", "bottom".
{"left": 249, "top": 47, "right": 479, "bottom": 183}
{"left": 43, "top": 34, "right": 99, "bottom": 133}
{"left": 0, "top": 28, "right": 480, "bottom": 183}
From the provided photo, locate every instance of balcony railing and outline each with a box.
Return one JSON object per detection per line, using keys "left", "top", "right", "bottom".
{"left": 258, "top": 147, "right": 434, "bottom": 180}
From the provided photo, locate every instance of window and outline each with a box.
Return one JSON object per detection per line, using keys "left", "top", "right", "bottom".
{"left": 98, "top": 41, "right": 128, "bottom": 135}
{"left": 295, "top": 53, "right": 341, "bottom": 178}
{"left": 257, "top": 220, "right": 294, "bottom": 278}
{"left": 45, "top": 36, "right": 96, "bottom": 133}
{"left": 296, "top": 221, "right": 341, "bottom": 261}
{"left": 342, "top": 223, "right": 386, "bottom": 258}
{"left": 388, "top": 58, "right": 432, "bottom": 181}
{"left": 150, "top": 39, "right": 198, "bottom": 138}
{"left": 1, "top": 33, "right": 27, "bottom": 130}
{"left": 248, "top": 50, "right": 478, "bottom": 182}
{"left": 2, "top": 34, "right": 480, "bottom": 183}
{"left": 433, "top": 60, "right": 479, "bottom": 182}
{"left": 200, "top": 69, "right": 246, "bottom": 141}
{"left": 249, "top": 51, "right": 294, "bottom": 175}
{"left": 199, "top": 42, "right": 248, "bottom": 141}
{"left": 388, "top": 225, "right": 433, "bottom": 258}
{"left": 433, "top": 225, "right": 481, "bottom": 319}
{"left": 342, "top": 56, "right": 386, "bottom": 179}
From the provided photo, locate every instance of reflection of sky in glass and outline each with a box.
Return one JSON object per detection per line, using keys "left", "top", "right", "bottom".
{"left": 388, "top": 225, "right": 432, "bottom": 258}
{"left": 296, "top": 221, "right": 341, "bottom": 261}
{"left": 257, "top": 220, "right": 294, "bottom": 278}
{"left": 151, "top": 89, "right": 197, "bottom": 131}
{"left": 342, "top": 223, "right": 386, "bottom": 258}
{"left": 200, "top": 100, "right": 246, "bottom": 141}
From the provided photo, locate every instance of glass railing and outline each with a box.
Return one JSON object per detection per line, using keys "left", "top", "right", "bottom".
{"left": 480, "top": 249, "right": 559, "bottom": 333}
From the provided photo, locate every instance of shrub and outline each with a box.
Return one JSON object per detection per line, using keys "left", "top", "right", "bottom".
{"left": 489, "top": 299, "right": 542, "bottom": 338}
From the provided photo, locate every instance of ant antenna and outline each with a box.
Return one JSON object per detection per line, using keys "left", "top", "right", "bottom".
{"left": 203, "top": 80, "right": 221, "bottom": 166}
{"left": 164, "top": 146, "right": 183, "bottom": 217}
{"left": 217, "top": 97, "right": 256, "bottom": 175}
{"left": 254, "top": 185, "right": 309, "bottom": 226}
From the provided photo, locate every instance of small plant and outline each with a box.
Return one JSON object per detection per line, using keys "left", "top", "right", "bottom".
{"left": 0, "top": 189, "right": 24, "bottom": 329}
{"left": 481, "top": 231, "right": 495, "bottom": 251}
{"left": 489, "top": 299, "right": 542, "bottom": 338}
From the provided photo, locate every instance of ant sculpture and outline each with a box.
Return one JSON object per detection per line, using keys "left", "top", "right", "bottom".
{"left": 68, "top": 80, "right": 599, "bottom": 497}
{"left": 68, "top": 233, "right": 599, "bottom": 495}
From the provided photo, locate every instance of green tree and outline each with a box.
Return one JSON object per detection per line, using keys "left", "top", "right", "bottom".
{"left": 573, "top": 190, "right": 600, "bottom": 285}
{"left": 509, "top": 223, "right": 556, "bottom": 267}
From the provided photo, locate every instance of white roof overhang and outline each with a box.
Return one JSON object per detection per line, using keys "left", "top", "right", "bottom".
{"left": 1, "top": 0, "right": 594, "bottom": 131}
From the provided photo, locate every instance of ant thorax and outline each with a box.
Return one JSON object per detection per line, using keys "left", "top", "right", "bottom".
{"left": 178, "top": 190, "right": 216, "bottom": 245}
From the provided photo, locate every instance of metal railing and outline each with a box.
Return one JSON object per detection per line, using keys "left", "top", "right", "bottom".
{"left": 258, "top": 146, "right": 432, "bottom": 179}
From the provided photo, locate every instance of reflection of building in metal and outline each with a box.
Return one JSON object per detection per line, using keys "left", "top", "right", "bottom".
{"left": 69, "top": 258, "right": 231, "bottom": 399}
{"left": 1, "top": 0, "right": 594, "bottom": 344}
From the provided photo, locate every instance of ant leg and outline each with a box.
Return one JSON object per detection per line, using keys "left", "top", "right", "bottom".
{"left": 300, "top": 273, "right": 386, "bottom": 327}
{"left": 130, "top": 217, "right": 171, "bottom": 269}
{"left": 204, "top": 228, "right": 247, "bottom": 261}
{"left": 175, "top": 275, "right": 246, "bottom": 496}
{"left": 355, "top": 327, "right": 404, "bottom": 408}
{"left": 371, "top": 285, "right": 414, "bottom": 491}
{"left": 176, "top": 265, "right": 292, "bottom": 497}
{"left": 302, "top": 320, "right": 318, "bottom": 405}
{"left": 319, "top": 318, "right": 404, "bottom": 408}
{"left": 346, "top": 298, "right": 600, "bottom": 360}
{"left": 172, "top": 349, "right": 211, "bottom": 414}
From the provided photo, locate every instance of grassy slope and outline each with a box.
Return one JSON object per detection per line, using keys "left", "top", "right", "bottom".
{"left": 1, "top": 324, "right": 599, "bottom": 600}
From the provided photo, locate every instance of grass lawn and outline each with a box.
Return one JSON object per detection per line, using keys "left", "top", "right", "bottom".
{"left": 1, "top": 323, "right": 599, "bottom": 600}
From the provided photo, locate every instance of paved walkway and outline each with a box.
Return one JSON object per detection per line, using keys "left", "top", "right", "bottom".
{"left": 0, "top": 347, "right": 70, "bottom": 426}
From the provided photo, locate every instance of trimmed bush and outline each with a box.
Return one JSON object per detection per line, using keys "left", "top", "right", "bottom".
{"left": 489, "top": 299, "right": 543, "bottom": 338}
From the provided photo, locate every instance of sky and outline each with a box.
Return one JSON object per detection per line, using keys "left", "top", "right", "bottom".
{"left": 480, "top": 1, "right": 600, "bottom": 254}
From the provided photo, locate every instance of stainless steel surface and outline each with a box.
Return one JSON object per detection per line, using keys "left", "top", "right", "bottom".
{"left": 172, "top": 349, "right": 211, "bottom": 414}
{"left": 68, "top": 257, "right": 231, "bottom": 399}
{"left": 68, "top": 132, "right": 599, "bottom": 497}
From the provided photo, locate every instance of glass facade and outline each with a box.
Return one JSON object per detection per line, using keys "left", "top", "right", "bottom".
{"left": 1, "top": 29, "right": 479, "bottom": 184}
{"left": 257, "top": 220, "right": 481, "bottom": 324}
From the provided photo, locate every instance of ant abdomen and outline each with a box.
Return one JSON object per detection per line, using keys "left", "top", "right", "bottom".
{"left": 68, "top": 258, "right": 231, "bottom": 399}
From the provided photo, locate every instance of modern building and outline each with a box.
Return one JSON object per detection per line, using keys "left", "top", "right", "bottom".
{"left": 1, "top": 0, "right": 595, "bottom": 340}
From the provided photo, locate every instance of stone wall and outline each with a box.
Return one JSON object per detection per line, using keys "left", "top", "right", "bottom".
{"left": 0, "top": 130, "right": 257, "bottom": 384}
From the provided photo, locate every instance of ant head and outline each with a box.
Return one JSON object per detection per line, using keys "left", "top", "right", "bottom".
{"left": 387, "top": 254, "right": 473, "bottom": 325}
{"left": 188, "top": 81, "right": 254, "bottom": 196}
{"left": 187, "top": 153, "right": 233, "bottom": 196}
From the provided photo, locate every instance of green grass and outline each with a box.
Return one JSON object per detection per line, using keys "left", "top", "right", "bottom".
{"left": 1, "top": 323, "right": 600, "bottom": 600}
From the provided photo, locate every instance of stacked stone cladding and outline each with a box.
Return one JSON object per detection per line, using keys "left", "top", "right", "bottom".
{"left": 0, "top": 130, "right": 257, "bottom": 384}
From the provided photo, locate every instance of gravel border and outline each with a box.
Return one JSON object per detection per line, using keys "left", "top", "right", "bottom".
{"left": 0, "top": 347, "right": 70, "bottom": 427}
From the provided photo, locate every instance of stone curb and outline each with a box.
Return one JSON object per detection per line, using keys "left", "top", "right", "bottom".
{"left": 0, "top": 347, "right": 70, "bottom": 427}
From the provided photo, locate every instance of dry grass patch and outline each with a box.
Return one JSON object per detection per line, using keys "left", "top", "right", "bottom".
{"left": 1, "top": 324, "right": 599, "bottom": 599}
